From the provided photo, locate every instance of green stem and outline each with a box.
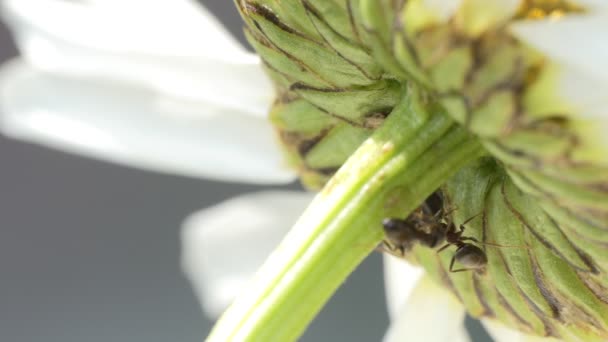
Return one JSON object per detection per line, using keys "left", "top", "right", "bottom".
{"left": 207, "top": 90, "right": 485, "bottom": 341}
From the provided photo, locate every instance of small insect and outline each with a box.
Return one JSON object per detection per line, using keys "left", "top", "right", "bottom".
{"left": 383, "top": 197, "right": 527, "bottom": 273}
{"left": 382, "top": 208, "right": 443, "bottom": 255}
{"left": 437, "top": 213, "right": 487, "bottom": 273}
{"left": 437, "top": 213, "right": 529, "bottom": 273}
{"left": 381, "top": 193, "right": 451, "bottom": 256}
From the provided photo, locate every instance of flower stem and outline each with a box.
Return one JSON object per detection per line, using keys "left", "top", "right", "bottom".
{"left": 207, "top": 89, "right": 485, "bottom": 341}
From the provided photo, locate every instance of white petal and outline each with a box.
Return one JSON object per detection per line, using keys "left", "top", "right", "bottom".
{"left": 2, "top": 0, "right": 246, "bottom": 58}
{"left": 459, "top": 0, "right": 522, "bottom": 35}
{"left": 180, "top": 191, "right": 314, "bottom": 318}
{"left": 0, "top": 60, "right": 295, "bottom": 184}
{"left": 572, "top": 0, "right": 608, "bottom": 12}
{"left": 510, "top": 14, "right": 608, "bottom": 86}
{"left": 383, "top": 254, "right": 424, "bottom": 320}
{"left": 421, "top": 0, "right": 463, "bottom": 21}
{"left": 451, "top": 326, "right": 472, "bottom": 342}
{"left": 384, "top": 275, "right": 471, "bottom": 342}
{"left": 557, "top": 63, "right": 608, "bottom": 119}
{"left": 483, "top": 320, "right": 563, "bottom": 342}
{"left": 2, "top": 0, "right": 274, "bottom": 117}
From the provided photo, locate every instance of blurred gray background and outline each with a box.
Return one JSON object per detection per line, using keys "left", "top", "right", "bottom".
{"left": 0, "top": 1, "right": 491, "bottom": 341}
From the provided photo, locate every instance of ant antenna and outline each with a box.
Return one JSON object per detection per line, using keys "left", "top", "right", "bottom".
{"left": 459, "top": 212, "right": 483, "bottom": 226}
{"left": 458, "top": 213, "right": 530, "bottom": 250}
{"left": 478, "top": 241, "right": 530, "bottom": 249}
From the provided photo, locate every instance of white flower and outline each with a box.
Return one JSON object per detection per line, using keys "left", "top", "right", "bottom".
{"left": 0, "top": 0, "right": 294, "bottom": 184}
{"left": 383, "top": 255, "right": 562, "bottom": 342}
{"left": 0, "top": 0, "right": 304, "bottom": 331}
{"left": 1, "top": 1, "right": 604, "bottom": 342}
{"left": 181, "top": 191, "right": 314, "bottom": 318}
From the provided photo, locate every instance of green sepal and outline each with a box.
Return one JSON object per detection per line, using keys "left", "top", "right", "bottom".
{"left": 246, "top": 29, "right": 332, "bottom": 88}
{"left": 291, "top": 79, "right": 402, "bottom": 125}
{"left": 304, "top": 124, "right": 370, "bottom": 169}
{"left": 301, "top": 1, "right": 363, "bottom": 48}
{"left": 245, "top": 2, "right": 375, "bottom": 88}
{"left": 270, "top": 98, "right": 336, "bottom": 134}
{"left": 359, "top": 0, "right": 412, "bottom": 80}
{"left": 412, "top": 159, "right": 608, "bottom": 340}
{"left": 303, "top": 3, "right": 382, "bottom": 80}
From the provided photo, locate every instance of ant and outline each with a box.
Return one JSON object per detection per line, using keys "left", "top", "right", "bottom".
{"left": 382, "top": 205, "right": 449, "bottom": 255}
{"left": 436, "top": 213, "right": 487, "bottom": 273}
{"left": 383, "top": 196, "right": 524, "bottom": 273}
{"left": 382, "top": 192, "right": 451, "bottom": 256}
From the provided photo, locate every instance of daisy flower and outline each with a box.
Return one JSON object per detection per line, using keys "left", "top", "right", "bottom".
{"left": 209, "top": 1, "right": 608, "bottom": 341}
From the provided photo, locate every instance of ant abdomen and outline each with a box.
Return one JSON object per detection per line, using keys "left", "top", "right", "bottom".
{"left": 451, "top": 244, "right": 488, "bottom": 273}
{"left": 381, "top": 193, "right": 451, "bottom": 256}
{"left": 382, "top": 218, "right": 409, "bottom": 240}
{"left": 382, "top": 218, "right": 415, "bottom": 254}
{"left": 381, "top": 213, "right": 447, "bottom": 256}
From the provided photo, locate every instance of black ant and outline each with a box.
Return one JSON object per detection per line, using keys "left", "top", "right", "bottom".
{"left": 436, "top": 213, "right": 529, "bottom": 273}
{"left": 382, "top": 205, "right": 449, "bottom": 255}
{"left": 436, "top": 213, "right": 487, "bottom": 273}
{"left": 382, "top": 193, "right": 451, "bottom": 255}
{"left": 383, "top": 199, "right": 525, "bottom": 273}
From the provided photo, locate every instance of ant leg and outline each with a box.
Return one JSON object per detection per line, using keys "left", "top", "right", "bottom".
{"left": 437, "top": 243, "right": 451, "bottom": 254}
{"left": 420, "top": 203, "right": 434, "bottom": 216}
{"left": 374, "top": 241, "right": 390, "bottom": 253}
{"left": 381, "top": 240, "right": 390, "bottom": 249}
{"left": 438, "top": 205, "right": 458, "bottom": 219}
{"left": 378, "top": 241, "right": 394, "bottom": 253}
{"left": 380, "top": 240, "right": 408, "bottom": 256}
{"left": 460, "top": 236, "right": 480, "bottom": 243}
{"left": 448, "top": 255, "right": 457, "bottom": 272}
{"left": 457, "top": 212, "right": 484, "bottom": 235}
{"left": 460, "top": 212, "right": 483, "bottom": 228}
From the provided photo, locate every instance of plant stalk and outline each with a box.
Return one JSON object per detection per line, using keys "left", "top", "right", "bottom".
{"left": 207, "top": 89, "right": 485, "bottom": 341}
